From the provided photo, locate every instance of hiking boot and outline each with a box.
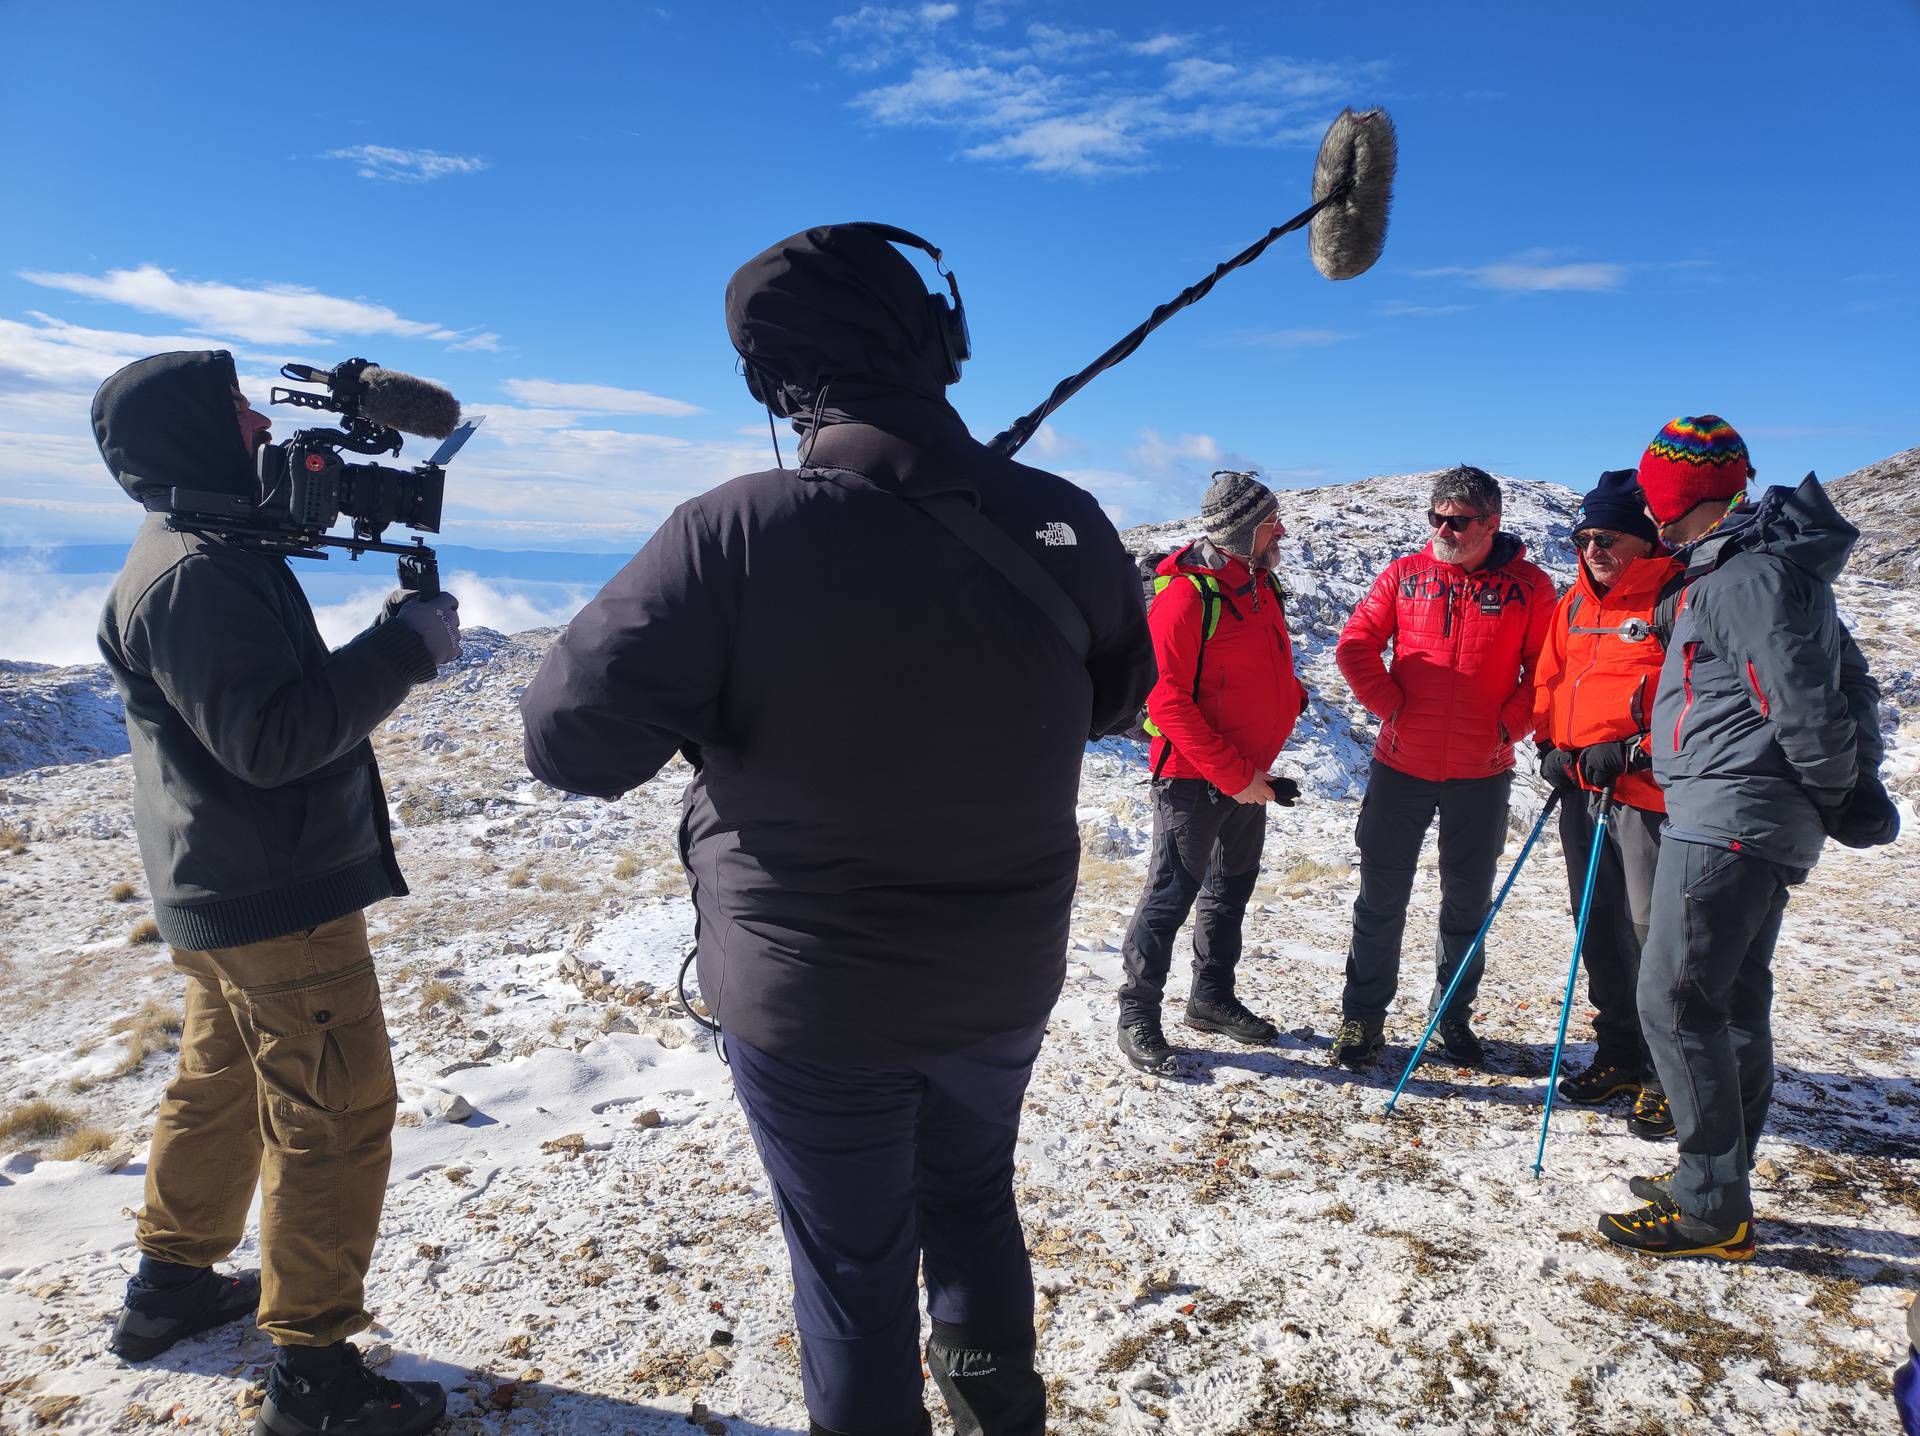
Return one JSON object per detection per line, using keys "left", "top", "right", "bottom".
{"left": 1628, "top": 1087, "right": 1676, "bottom": 1140}
{"left": 1117, "top": 1018, "right": 1178, "bottom": 1075}
{"left": 1628, "top": 1170, "right": 1674, "bottom": 1204}
{"left": 1596, "top": 1197, "right": 1755, "bottom": 1261}
{"left": 1557, "top": 1059, "right": 1643, "bottom": 1106}
{"left": 109, "top": 1262, "right": 260, "bottom": 1362}
{"left": 256, "top": 1342, "right": 446, "bottom": 1436}
{"left": 927, "top": 1331, "right": 1045, "bottom": 1436}
{"left": 1184, "top": 996, "right": 1278, "bottom": 1045}
{"left": 1330, "top": 1016, "right": 1384, "bottom": 1070}
{"left": 1436, "top": 1017, "right": 1488, "bottom": 1070}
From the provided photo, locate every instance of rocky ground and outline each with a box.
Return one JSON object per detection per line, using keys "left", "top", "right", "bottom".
{"left": 2, "top": 473, "right": 1915, "bottom": 1434}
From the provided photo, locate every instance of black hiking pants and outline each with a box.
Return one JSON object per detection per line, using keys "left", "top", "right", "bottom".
{"left": 1343, "top": 760, "right": 1511, "bottom": 1025}
{"left": 1558, "top": 793, "right": 1664, "bottom": 1084}
{"left": 1638, "top": 839, "right": 1804, "bottom": 1228}
{"left": 1118, "top": 777, "right": 1267, "bottom": 1026}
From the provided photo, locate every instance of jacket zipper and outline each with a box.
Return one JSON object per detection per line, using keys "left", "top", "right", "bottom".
{"left": 1671, "top": 643, "right": 1698, "bottom": 753}
{"left": 1745, "top": 660, "right": 1770, "bottom": 717}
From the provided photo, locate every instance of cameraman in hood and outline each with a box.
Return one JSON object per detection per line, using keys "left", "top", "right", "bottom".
{"left": 522, "top": 225, "right": 1152, "bottom": 1436}
{"left": 93, "top": 350, "right": 457, "bottom": 1436}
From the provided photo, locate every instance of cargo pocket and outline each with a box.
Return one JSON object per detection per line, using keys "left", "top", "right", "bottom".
{"left": 240, "top": 961, "right": 395, "bottom": 1117}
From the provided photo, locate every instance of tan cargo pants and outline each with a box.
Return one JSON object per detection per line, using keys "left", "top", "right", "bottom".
{"left": 135, "top": 910, "right": 398, "bottom": 1346}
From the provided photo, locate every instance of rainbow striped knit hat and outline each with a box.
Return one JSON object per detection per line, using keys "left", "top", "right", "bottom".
{"left": 1635, "top": 415, "right": 1756, "bottom": 525}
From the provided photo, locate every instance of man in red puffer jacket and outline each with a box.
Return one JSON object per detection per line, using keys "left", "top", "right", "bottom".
{"left": 1117, "top": 470, "right": 1307, "bottom": 1074}
{"left": 1331, "top": 465, "right": 1555, "bottom": 1071}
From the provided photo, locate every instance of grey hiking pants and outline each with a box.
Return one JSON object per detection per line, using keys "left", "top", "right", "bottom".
{"left": 1638, "top": 838, "right": 1805, "bottom": 1227}
{"left": 1558, "top": 794, "right": 1664, "bottom": 1083}
{"left": 1343, "top": 760, "right": 1511, "bottom": 1025}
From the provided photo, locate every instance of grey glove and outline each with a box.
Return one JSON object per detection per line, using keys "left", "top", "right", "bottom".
{"left": 394, "top": 592, "right": 461, "bottom": 666}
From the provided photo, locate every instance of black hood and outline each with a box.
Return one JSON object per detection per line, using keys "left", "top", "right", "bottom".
{"left": 1694, "top": 474, "right": 1858, "bottom": 585}
{"left": 725, "top": 225, "right": 960, "bottom": 443}
{"left": 94, "top": 350, "right": 255, "bottom": 503}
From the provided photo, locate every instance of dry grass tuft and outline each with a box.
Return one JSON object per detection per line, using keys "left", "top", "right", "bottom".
{"left": 107, "top": 880, "right": 139, "bottom": 902}
{"left": 0, "top": 821, "right": 26, "bottom": 855}
{"left": 50, "top": 1126, "right": 117, "bottom": 1162}
{"left": 537, "top": 871, "right": 576, "bottom": 893}
{"left": 418, "top": 978, "right": 461, "bottom": 1012}
{"left": 506, "top": 863, "right": 533, "bottom": 890}
{"left": 1276, "top": 856, "right": 1350, "bottom": 886}
{"left": 0, "top": 1099, "right": 78, "bottom": 1145}
{"left": 128, "top": 917, "right": 162, "bottom": 945}
{"left": 72, "top": 1002, "right": 183, "bottom": 1089}
{"left": 612, "top": 852, "right": 641, "bottom": 880}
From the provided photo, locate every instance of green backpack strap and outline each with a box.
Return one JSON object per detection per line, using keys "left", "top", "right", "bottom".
{"left": 1145, "top": 574, "right": 1225, "bottom": 776}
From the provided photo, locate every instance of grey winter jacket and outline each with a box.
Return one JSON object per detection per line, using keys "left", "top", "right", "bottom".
{"left": 93, "top": 352, "right": 435, "bottom": 949}
{"left": 1650, "top": 476, "right": 1884, "bottom": 869}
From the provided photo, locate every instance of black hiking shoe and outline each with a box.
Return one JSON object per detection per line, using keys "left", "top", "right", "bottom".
{"left": 1628, "top": 1170, "right": 1674, "bottom": 1204}
{"left": 1117, "top": 1019, "right": 1178, "bottom": 1075}
{"left": 1557, "top": 1059, "right": 1643, "bottom": 1106}
{"left": 1330, "top": 1016, "right": 1384, "bottom": 1070}
{"left": 1436, "top": 1017, "right": 1488, "bottom": 1070}
{"left": 256, "top": 1342, "right": 446, "bottom": 1436}
{"left": 1596, "top": 1197, "right": 1755, "bottom": 1261}
{"left": 1628, "top": 1087, "right": 1676, "bottom": 1140}
{"left": 927, "top": 1331, "right": 1045, "bottom": 1436}
{"left": 1184, "top": 996, "right": 1278, "bottom": 1045}
{"left": 109, "top": 1264, "right": 260, "bottom": 1362}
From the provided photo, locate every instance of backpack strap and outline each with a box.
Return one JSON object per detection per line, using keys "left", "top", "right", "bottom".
{"left": 1650, "top": 572, "right": 1690, "bottom": 650}
{"left": 908, "top": 492, "right": 1090, "bottom": 662}
{"left": 1147, "top": 572, "right": 1224, "bottom": 779}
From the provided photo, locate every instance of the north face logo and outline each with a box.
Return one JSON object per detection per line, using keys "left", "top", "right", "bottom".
{"left": 1036, "top": 521, "right": 1077, "bottom": 546}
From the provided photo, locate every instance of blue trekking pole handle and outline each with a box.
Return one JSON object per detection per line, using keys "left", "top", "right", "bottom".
{"left": 1532, "top": 786, "right": 1615, "bottom": 1176}
{"left": 1385, "top": 788, "right": 1562, "bottom": 1117}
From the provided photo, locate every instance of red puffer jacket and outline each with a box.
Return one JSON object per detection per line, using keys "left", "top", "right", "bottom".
{"left": 1336, "top": 533, "right": 1556, "bottom": 782}
{"left": 1530, "top": 552, "right": 1683, "bottom": 814}
{"left": 1145, "top": 541, "right": 1306, "bottom": 795}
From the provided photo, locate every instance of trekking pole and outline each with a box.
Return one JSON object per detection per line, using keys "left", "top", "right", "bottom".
{"left": 1385, "top": 789, "right": 1562, "bottom": 1117}
{"left": 1531, "top": 787, "right": 1615, "bottom": 1177}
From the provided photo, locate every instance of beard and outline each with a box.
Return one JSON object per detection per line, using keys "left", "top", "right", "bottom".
{"left": 1433, "top": 532, "right": 1491, "bottom": 568}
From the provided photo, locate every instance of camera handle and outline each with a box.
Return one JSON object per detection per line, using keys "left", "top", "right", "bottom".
{"left": 397, "top": 543, "right": 441, "bottom": 598}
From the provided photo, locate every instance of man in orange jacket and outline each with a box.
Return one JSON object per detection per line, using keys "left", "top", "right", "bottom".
{"left": 1531, "top": 470, "right": 1679, "bottom": 1139}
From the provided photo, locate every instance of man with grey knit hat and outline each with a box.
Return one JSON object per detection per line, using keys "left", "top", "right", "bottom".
{"left": 1118, "top": 470, "right": 1309, "bottom": 1073}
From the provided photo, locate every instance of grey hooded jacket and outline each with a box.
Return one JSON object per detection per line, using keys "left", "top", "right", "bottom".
{"left": 1650, "top": 476, "right": 1884, "bottom": 869}
{"left": 93, "top": 351, "right": 436, "bottom": 949}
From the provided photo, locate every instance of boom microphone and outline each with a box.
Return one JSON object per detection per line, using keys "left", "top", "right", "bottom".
{"left": 358, "top": 366, "right": 462, "bottom": 440}
{"left": 989, "top": 106, "right": 1398, "bottom": 457}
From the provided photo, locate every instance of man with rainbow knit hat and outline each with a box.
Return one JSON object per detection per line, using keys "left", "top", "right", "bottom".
{"left": 1596, "top": 416, "right": 1898, "bottom": 1261}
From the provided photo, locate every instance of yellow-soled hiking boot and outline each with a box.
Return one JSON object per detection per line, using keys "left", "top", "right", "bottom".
{"left": 1628, "top": 1087, "right": 1676, "bottom": 1140}
{"left": 1597, "top": 1197, "right": 1755, "bottom": 1261}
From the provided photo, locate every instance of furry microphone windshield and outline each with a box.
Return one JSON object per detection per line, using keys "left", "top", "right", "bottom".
{"left": 360, "top": 367, "right": 463, "bottom": 440}
{"left": 1309, "top": 108, "right": 1397, "bottom": 281}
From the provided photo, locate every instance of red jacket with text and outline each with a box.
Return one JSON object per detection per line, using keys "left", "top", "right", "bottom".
{"left": 1145, "top": 541, "right": 1307, "bottom": 795}
{"left": 1530, "top": 551, "right": 1683, "bottom": 814}
{"left": 1336, "top": 532, "right": 1556, "bottom": 783}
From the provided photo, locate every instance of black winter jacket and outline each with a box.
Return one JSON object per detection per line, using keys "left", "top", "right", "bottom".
{"left": 93, "top": 351, "right": 434, "bottom": 949}
{"left": 1651, "top": 476, "right": 1884, "bottom": 869}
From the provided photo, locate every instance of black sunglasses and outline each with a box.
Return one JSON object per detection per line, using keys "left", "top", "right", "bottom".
{"left": 1572, "top": 530, "right": 1623, "bottom": 551}
{"left": 1427, "top": 510, "right": 1486, "bottom": 533}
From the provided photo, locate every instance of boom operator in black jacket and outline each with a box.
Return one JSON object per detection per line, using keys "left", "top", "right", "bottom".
{"left": 94, "top": 351, "right": 439, "bottom": 950}
{"left": 520, "top": 225, "right": 1154, "bottom": 1063}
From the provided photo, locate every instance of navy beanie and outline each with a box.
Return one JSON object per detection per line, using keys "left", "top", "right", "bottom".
{"left": 1575, "top": 469, "right": 1659, "bottom": 545}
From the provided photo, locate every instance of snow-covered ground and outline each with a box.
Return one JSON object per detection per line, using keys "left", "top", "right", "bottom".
{"left": 2, "top": 473, "right": 1916, "bottom": 1434}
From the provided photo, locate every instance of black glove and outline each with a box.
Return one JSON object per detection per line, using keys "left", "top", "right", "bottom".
{"left": 1268, "top": 775, "right": 1301, "bottom": 807}
{"left": 1576, "top": 738, "right": 1649, "bottom": 790}
{"left": 1538, "top": 745, "right": 1579, "bottom": 793}
{"left": 394, "top": 592, "right": 461, "bottom": 667}
{"left": 1824, "top": 775, "right": 1900, "bottom": 849}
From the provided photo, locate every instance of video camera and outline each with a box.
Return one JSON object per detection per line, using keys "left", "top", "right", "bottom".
{"left": 164, "top": 358, "right": 482, "bottom": 596}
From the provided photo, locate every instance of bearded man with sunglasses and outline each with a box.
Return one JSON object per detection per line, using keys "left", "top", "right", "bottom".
{"left": 1332, "top": 465, "right": 1555, "bottom": 1070}
{"left": 1530, "top": 470, "right": 1681, "bottom": 1139}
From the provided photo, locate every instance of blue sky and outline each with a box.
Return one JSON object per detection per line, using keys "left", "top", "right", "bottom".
{"left": 2, "top": 0, "right": 1917, "bottom": 553}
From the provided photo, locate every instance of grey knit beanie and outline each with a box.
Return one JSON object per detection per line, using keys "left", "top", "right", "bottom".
{"left": 1200, "top": 470, "right": 1276, "bottom": 556}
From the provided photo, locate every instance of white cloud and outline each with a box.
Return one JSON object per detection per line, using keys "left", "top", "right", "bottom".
{"left": 1414, "top": 251, "right": 1627, "bottom": 293}
{"left": 827, "top": 13, "right": 1385, "bottom": 177}
{"left": 0, "top": 312, "right": 234, "bottom": 390}
{"left": 324, "top": 146, "right": 490, "bottom": 183}
{"left": 499, "top": 379, "right": 701, "bottom": 417}
{"left": 307, "top": 574, "right": 592, "bottom": 649}
{"left": 18, "top": 265, "right": 495, "bottom": 349}
{"left": 0, "top": 570, "right": 114, "bottom": 666}
{"left": 1377, "top": 300, "right": 1471, "bottom": 318}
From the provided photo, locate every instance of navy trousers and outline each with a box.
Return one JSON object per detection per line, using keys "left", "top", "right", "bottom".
{"left": 1118, "top": 777, "right": 1267, "bottom": 1025}
{"left": 727, "top": 1023, "right": 1046, "bottom": 1436}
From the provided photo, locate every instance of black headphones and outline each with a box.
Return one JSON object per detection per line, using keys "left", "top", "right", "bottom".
{"left": 846, "top": 222, "right": 972, "bottom": 385}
